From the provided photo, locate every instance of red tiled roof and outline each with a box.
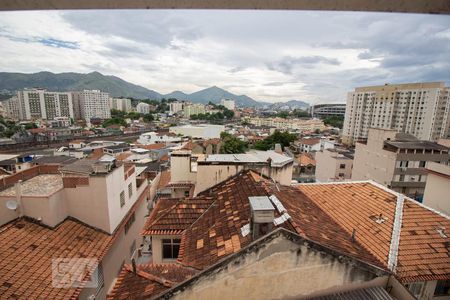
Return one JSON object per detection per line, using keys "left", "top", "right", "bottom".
{"left": 397, "top": 200, "right": 450, "bottom": 283}
{"left": 181, "top": 141, "right": 195, "bottom": 150}
{"left": 107, "top": 264, "right": 196, "bottom": 300}
{"left": 297, "top": 153, "right": 316, "bottom": 166}
{"left": 297, "top": 183, "right": 450, "bottom": 283}
{"left": 177, "top": 172, "right": 275, "bottom": 270}
{"left": 158, "top": 170, "right": 171, "bottom": 190}
{"left": 160, "top": 154, "right": 169, "bottom": 162}
{"left": 0, "top": 218, "right": 112, "bottom": 300}
{"left": 142, "top": 196, "right": 214, "bottom": 235}
{"left": 299, "top": 138, "right": 321, "bottom": 145}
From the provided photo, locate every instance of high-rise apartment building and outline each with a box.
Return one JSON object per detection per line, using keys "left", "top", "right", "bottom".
{"left": 72, "top": 90, "right": 110, "bottom": 121}
{"left": 136, "top": 102, "right": 150, "bottom": 114}
{"left": 184, "top": 103, "right": 206, "bottom": 118}
{"left": 169, "top": 101, "right": 184, "bottom": 114}
{"left": 15, "top": 88, "right": 74, "bottom": 120}
{"left": 4, "top": 96, "right": 20, "bottom": 120}
{"left": 342, "top": 82, "right": 450, "bottom": 145}
{"left": 109, "top": 97, "right": 132, "bottom": 112}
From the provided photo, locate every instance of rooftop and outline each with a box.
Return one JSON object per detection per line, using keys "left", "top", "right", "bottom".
{"left": 385, "top": 140, "right": 449, "bottom": 151}
{"left": 0, "top": 174, "right": 63, "bottom": 197}
{"left": 202, "top": 150, "right": 293, "bottom": 167}
{"left": 0, "top": 218, "right": 112, "bottom": 299}
{"left": 32, "top": 156, "right": 78, "bottom": 165}
{"left": 107, "top": 264, "right": 196, "bottom": 300}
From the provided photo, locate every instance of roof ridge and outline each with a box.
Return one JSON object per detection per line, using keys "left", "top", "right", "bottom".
{"left": 124, "top": 265, "right": 174, "bottom": 287}
{"left": 387, "top": 194, "right": 404, "bottom": 272}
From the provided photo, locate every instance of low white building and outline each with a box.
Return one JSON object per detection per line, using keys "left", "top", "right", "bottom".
{"left": 296, "top": 137, "right": 335, "bottom": 153}
{"left": 169, "top": 124, "right": 224, "bottom": 139}
{"left": 136, "top": 102, "right": 150, "bottom": 114}
{"left": 137, "top": 131, "right": 182, "bottom": 145}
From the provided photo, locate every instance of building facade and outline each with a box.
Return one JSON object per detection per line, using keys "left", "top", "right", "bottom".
{"left": 220, "top": 98, "right": 235, "bottom": 110}
{"left": 136, "top": 102, "right": 150, "bottom": 114}
{"left": 183, "top": 103, "right": 206, "bottom": 118}
{"left": 352, "top": 128, "right": 450, "bottom": 201}
{"left": 169, "top": 101, "right": 184, "bottom": 114}
{"left": 423, "top": 162, "right": 450, "bottom": 215}
{"left": 72, "top": 90, "right": 110, "bottom": 121}
{"left": 310, "top": 103, "right": 346, "bottom": 118}
{"left": 16, "top": 88, "right": 74, "bottom": 120}
{"left": 246, "top": 117, "right": 325, "bottom": 132}
{"left": 315, "top": 148, "right": 354, "bottom": 182}
{"left": 342, "top": 82, "right": 450, "bottom": 145}
{"left": 4, "top": 96, "right": 20, "bottom": 120}
{"left": 110, "top": 98, "right": 132, "bottom": 112}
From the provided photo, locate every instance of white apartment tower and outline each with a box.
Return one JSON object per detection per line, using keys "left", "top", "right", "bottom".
{"left": 136, "top": 102, "right": 150, "bottom": 114}
{"left": 4, "top": 96, "right": 20, "bottom": 120}
{"left": 72, "top": 90, "right": 111, "bottom": 121}
{"left": 110, "top": 97, "right": 132, "bottom": 112}
{"left": 342, "top": 82, "right": 450, "bottom": 145}
{"left": 16, "top": 88, "right": 74, "bottom": 120}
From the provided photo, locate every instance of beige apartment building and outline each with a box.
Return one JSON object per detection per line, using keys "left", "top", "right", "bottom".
{"left": 16, "top": 88, "right": 74, "bottom": 120}
{"left": 4, "top": 96, "right": 20, "bottom": 120}
{"left": 0, "top": 159, "right": 158, "bottom": 299}
{"left": 342, "top": 82, "right": 450, "bottom": 145}
{"left": 72, "top": 89, "right": 111, "bottom": 121}
{"left": 315, "top": 148, "right": 353, "bottom": 182}
{"left": 246, "top": 117, "right": 325, "bottom": 132}
{"left": 109, "top": 97, "right": 132, "bottom": 112}
{"left": 423, "top": 162, "right": 450, "bottom": 215}
{"left": 352, "top": 128, "right": 450, "bottom": 200}
{"left": 183, "top": 103, "right": 206, "bottom": 118}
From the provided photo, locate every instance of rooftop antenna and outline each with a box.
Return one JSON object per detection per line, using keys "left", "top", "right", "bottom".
{"left": 5, "top": 200, "right": 18, "bottom": 211}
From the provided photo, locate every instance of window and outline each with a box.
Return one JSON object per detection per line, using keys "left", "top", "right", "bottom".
{"left": 120, "top": 191, "right": 125, "bottom": 207}
{"left": 419, "top": 161, "right": 426, "bottom": 168}
{"left": 124, "top": 212, "right": 135, "bottom": 234}
{"left": 162, "top": 238, "right": 181, "bottom": 259}
{"left": 128, "top": 183, "right": 133, "bottom": 198}
{"left": 339, "top": 163, "right": 346, "bottom": 169}
{"left": 399, "top": 160, "right": 409, "bottom": 168}
{"left": 338, "top": 173, "right": 345, "bottom": 177}
{"left": 434, "top": 280, "right": 450, "bottom": 296}
{"left": 92, "top": 263, "right": 104, "bottom": 296}
{"left": 399, "top": 175, "right": 405, "bottom": 182}
{"left": 408, "top": 282, "right": 424, "bottom": 297}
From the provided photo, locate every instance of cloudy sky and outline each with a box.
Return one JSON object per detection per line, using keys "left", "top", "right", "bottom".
{"left": 0, "top": 10, "right": 449, "bottom": 103}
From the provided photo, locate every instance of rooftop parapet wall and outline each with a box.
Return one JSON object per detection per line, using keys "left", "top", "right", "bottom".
{"left": 0, "top": 165, "right": 59, "bottom": 191}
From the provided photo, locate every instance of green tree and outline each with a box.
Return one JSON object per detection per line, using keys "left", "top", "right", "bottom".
{"left": 254, "top": 130, "right": 296, "bottom": 151}
{"left": 220, "top": 132, "right": 247, "bottom": 154}
{"left": 143, "top": 113, "right": 154, "bottom": 122}
{"left": 323, "top": 116, "right": 344, "bottom": 129}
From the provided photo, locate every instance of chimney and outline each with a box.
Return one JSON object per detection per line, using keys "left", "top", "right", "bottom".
{"left": 15, "top": 180, "right": 23, "bottom": 217}
{"left": 249, "top": 196, "right": 275, "bottom": 240}
{"left": 274, "top": 143, "right": 282, "bottom": 154}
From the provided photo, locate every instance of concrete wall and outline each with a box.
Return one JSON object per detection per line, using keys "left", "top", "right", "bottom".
{"left": 78, "top": 196, "right": 149, "bottom": 300}
{"left": 315, "top": 150, "right": 353, "bottom": 182}
{"left": 194, "top": 162, "right": 293, "bottom": 195}
{"left": 170, "top": 234, "right": 388, "bottom": 300}
{"left": 65, "top": 176, "right": 111, "bottom": 233}
{"left": 170, "top": 153, "right": 197, "bottom": 184}
{"left": 423, "top": 163, "right": 450, "bottom": 215}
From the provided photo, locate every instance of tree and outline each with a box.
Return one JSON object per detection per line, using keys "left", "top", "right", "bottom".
{"left": 220, "top": 132, "right": 247, "bottom": 154}
{"left": 276, "top": 111, "right": 289, "bottom": 119}
{"left": 143, "top": 113, "right": 154, "bottom": 122}
{"left": 323, "top": 116, "right": 344, "bottom": 129}
{"left": 102, "top": 117, "right": 126, "bottom": 128}
{"left": 254, "top": 130, "right": 296, "bottom": 151}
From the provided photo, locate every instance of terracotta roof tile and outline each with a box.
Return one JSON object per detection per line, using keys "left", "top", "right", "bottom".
{"left": 137, "top": 144, "right": 166, "bottom": 150}
{"left": 0, "top": 218, "right": 112, "bottom": 300}
{"left": 157, "top": 170, "right": 171, "bottom": 190}
{"left": 142, "top": 196, "right": 214, "bottom": 235}
{"left": 107, "top": 264, "right": 196, "bottom": 300}
{"left": 297, "top": 153, "right": 316, "bottom": 166}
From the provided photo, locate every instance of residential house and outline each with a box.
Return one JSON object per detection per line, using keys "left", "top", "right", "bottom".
{"left": 112, "top": 170, "right": 449, "bottom": 299}
{"left": 315, "top": 148, "right": 354, "bottom": 182}
{"left": 292, "top": 153, "right": 316, "bottom": 183}
{"left": 352, "top": 128, "right": 449, "bottom": 201}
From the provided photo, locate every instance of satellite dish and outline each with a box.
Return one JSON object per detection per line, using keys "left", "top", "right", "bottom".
{"left": 6, "top": 200, "right": 18, "bottom": 210}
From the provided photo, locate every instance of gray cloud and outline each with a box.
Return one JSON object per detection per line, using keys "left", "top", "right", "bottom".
{"left": 267, "top": 56, "right": 341, "bottom": 74}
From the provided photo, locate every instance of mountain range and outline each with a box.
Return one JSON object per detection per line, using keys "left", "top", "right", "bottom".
{"left": 0, "top": 71, "right": 309, "bottom": 108}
